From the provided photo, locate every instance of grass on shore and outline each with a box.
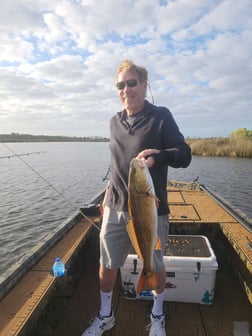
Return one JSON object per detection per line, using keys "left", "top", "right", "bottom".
{"left": 187, "top": 137, "right": 252, "bottom": 158}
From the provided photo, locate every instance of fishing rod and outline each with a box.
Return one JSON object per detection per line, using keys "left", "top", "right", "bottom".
{"left": 1, "top": 143, "right": 101, "bottom": 231}
{"left": 102, "top": 164, "right": 111, "bottom": 181}
{"left": 0, "top": 151, "right": 46, "bottom": 159}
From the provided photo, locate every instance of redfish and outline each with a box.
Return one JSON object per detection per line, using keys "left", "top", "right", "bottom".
{"left": 127, "top": 157, "right": 161, "bottom": 293}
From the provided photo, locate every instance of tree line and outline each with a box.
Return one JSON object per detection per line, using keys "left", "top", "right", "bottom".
{"left": 0, "top": 133, "right": 109, "bottom": 142}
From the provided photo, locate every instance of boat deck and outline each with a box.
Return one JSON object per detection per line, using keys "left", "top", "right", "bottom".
{"left": 0, "top": 184, "right": 251, "bottom": 336}
{"left": 50, "top": 232, "right": 251, "bottom": 336}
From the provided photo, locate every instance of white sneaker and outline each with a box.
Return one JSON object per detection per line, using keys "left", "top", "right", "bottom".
{"left": 81, "top": 311, "right": 115, "bottom": 336}
{"left": 146, "top": 313, "right": 166, "bottom": 336}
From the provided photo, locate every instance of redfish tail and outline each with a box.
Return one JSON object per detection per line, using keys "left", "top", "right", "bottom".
{"left": 155, "top": 237, "right": 162, "bottom": 250}
{"left": 137, "top": 271, "right": 159, "bottom": 293}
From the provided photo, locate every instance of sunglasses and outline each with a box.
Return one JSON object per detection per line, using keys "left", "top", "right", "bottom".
{"left": 116, "top": 79, "right": 138, "bottom": 90}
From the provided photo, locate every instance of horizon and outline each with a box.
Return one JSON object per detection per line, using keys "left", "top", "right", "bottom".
{"left": 1, "top": 128, "right": 250, "bottom": 140}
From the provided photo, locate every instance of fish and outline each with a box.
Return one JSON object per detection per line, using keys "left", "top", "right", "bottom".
{"left": 127, "top": 157, "right": 161, "bottom": 293}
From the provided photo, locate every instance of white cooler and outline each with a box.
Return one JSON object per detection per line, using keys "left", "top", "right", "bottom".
{"left": 120, "top": 235, "right": 218, "bottom": 304}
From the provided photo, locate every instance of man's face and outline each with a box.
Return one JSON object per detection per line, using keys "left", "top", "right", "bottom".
{"left": 117, "top": 69, "right": 147, "bottom": 115}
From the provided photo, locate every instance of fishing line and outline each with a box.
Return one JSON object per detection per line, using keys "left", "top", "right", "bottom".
{"left": 2, "top": 143, "right": 101, "bottom": 231}
{"left": 0, "top": 151, "right": 46, "bottom": 159}
{"left": 147, "top": 83, "right": 155, "bottom": 104}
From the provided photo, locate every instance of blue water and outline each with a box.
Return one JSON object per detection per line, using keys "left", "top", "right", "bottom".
{"left": 0, "top": 142, "right": 251, "bottom": 275}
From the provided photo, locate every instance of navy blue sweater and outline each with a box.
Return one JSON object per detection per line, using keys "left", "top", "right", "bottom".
{"left": 104, "top": 100, "right": 191, "bottom": 215}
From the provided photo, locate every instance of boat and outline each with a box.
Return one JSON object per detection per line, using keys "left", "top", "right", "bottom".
{"left": 0, "top": 180, "right": 251, "bottom": 336}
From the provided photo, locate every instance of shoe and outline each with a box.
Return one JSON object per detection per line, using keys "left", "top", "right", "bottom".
{"left": 146, "top": 313, "right": 166, "bottom": 336}
{"left": 81, "top": 311, "right": 115, "bottom": 336}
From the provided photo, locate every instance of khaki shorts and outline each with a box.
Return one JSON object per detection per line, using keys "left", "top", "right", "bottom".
{"left": 100, "top": 206, "right": 169, "bottom": 271}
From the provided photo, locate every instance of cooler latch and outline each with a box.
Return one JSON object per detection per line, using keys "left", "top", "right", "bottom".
{"left": 194, "top": 262, "right": 201, "bottom": 281}
{"left": 131, "top": 258, "right": 139, "bottom": 274}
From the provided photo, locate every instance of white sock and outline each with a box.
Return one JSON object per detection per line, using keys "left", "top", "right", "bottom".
{"left": 99, "top": 290, "right": 113, "bottom": 317}
{"left": 151, "top": 290, "right": 164, "bottom": 316}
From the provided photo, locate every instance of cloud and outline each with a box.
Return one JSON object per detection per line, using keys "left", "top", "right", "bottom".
{"left": 0, "top": 0, "right": 251, "bottom": 137}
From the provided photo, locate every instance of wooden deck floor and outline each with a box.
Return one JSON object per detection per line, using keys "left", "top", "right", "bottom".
{"left": 50, "top": 186, "right": 252, "bottom": 336}
{"left": 1, "top": 185, "right": 251, "bottom": 336}
{"left": 49, "top": 227, "right": 252, "bottom": 336}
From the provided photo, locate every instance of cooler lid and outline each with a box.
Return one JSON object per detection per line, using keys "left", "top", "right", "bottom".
{"left": 164, "top": 235, "right": 218, "bottom": 269}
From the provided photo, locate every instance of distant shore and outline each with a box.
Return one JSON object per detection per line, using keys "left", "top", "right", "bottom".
{"left": 0, "top": 133, "right": 109, "bottom": 143}
{"left": 1, "top": 133, "right": 251, "bottom": 158}
{"left": 187, "top": 137, "right": 252, "bottom": 158}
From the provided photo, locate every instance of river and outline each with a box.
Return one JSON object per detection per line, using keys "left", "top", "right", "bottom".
{"left": 0, "top": 142, "right": 251, "bottom": 275}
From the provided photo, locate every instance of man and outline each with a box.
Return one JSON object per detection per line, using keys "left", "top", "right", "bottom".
{"left": 81, "top": 60, "right": 191, "bottom": 336}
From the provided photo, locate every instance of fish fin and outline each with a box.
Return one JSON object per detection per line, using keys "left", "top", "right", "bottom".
{"left": 146, "top": 192, "right": 159, "bottom": 208}
{"left": 154, "top": 237, "right": 162, "bottom": 250}
{"left": 137, "top": 271, "right": 159, "bottom": 293}
{"left": 126, "top": 219, "right": 144, "bottom": 259}
{"left": 146, "top": 192, "right": 159, "bottom": 209}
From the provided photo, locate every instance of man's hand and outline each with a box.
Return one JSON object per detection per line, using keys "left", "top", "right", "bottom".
{"left": 137, "top": 149, "right": 160, "bottom": 168}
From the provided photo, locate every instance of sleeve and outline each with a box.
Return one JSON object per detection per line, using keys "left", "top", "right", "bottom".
{"left": 152, "top": 144, "right": 191, "bottom": 168}
{"left": 152, "top": 107, "right": 192, "bottom": 168}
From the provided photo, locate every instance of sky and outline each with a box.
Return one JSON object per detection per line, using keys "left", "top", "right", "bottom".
{"left": 0, "top": 0, "right": 252, "bottom": 138}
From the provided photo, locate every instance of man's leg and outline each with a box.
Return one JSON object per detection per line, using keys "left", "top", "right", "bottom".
{"left": 99, "top": 267, "right": 117, "bottom": 316}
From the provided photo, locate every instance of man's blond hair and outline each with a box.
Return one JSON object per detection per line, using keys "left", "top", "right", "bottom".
{"left": 116, "top": 60, "right": 148, "bottom": 83}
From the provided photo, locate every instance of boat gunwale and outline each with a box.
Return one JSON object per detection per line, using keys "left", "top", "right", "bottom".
{"left": 168, "top": 180, "right": 252, "bottom": 231}
{"left": 0, "top": 189, "right": 106, "bottom": 301}
{"left": 201, "top": 184, "right": 252, "bottom": 231}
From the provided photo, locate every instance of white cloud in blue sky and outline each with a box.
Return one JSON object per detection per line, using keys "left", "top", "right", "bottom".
{"left": 0, "top": 0, "right": 251, "bottom": 137}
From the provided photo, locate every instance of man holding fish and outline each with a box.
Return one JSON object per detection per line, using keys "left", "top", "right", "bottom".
{"left": 81, "top": 60, "right": 191, "bottom": 336}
